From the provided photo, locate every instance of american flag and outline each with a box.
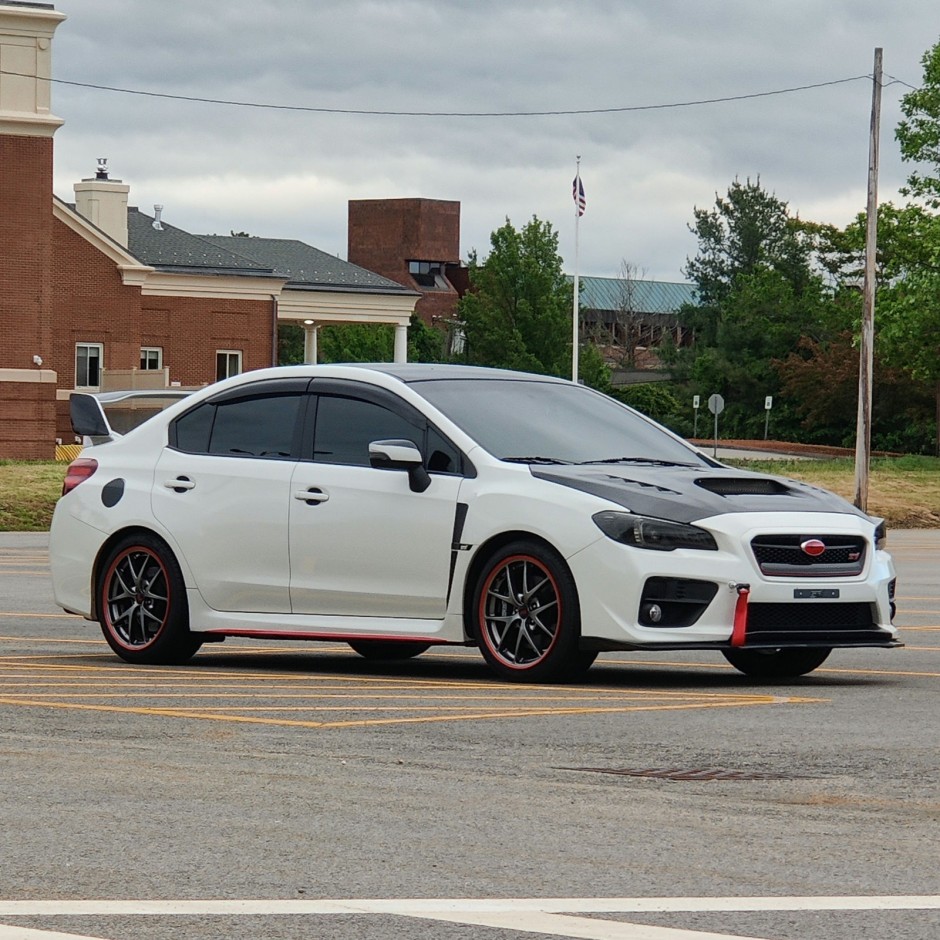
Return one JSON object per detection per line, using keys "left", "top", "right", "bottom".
{"left": 572, "top": 174, "right": 586, "bottom": 216}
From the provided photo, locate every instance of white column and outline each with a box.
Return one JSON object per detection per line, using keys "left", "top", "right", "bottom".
{"left": 393, "top": 323, "right": 408, "bottom": 363}
{"left": 303, "top": 324, "right": 318, "bottom": 364}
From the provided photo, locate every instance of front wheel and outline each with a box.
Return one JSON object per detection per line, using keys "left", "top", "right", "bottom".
{"left": 97, "top": 534, "right": 202, "bottom": 665}
{"left": 722, "top": 647, "right": 831, "bottom": 679}
{"left": 471, "top": 540, "right": 590, "bottom": 683}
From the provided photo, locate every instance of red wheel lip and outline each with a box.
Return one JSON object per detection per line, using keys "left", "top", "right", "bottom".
{"left": 477, "top": 553, "right": 562, "bottom": 671}
{"left": 101, "top": 546, "right": 171, "bottom": 652}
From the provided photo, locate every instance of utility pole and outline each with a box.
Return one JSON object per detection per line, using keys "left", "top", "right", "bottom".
{"left": 854, "top": 48, "right": 882, "bottom": 513}
{"left": 572, "top": 156, "right": 583, "bottom": 383}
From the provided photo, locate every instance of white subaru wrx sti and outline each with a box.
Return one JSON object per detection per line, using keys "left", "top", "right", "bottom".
{"left": 50, "top": 364, "right": 899, "bottom": 682}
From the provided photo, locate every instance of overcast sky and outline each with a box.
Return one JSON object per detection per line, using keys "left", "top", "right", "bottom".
{"left": 45, "top": 0, "right": 940, "bottom": 282}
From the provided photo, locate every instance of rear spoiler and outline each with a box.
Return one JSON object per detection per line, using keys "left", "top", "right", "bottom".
{"left": 70, "top": 389, "right": 193, "bottom": 445}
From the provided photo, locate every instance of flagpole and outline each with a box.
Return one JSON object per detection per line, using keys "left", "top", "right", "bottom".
{"left": 572, "top": 155, "right": 581, "bottom": 383}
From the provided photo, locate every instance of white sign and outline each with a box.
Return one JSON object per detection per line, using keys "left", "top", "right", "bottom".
{"left": 765, "top": 396, "right": 773, "bottom": 410}
{"left": 692, "top": 395, "right": 700, "bottom": 409}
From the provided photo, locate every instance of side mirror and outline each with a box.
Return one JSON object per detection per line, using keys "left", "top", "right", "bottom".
{"left": 369, "top": 439, "right": 431, "bottom": 493}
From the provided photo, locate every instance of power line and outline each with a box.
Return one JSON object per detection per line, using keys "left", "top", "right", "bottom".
{"left": 883, "top": 72, "right": 919, "bottom": 91}
{"left": 0, "top": 69, "right": 882, "bottom": 117}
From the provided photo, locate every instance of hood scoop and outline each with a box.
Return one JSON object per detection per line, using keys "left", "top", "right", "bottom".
{"left": 695, "top": 477, "right": 792, "bottom": 497}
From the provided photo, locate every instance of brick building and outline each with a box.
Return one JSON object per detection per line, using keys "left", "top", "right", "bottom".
{"left": 0, "top": 2, "right": 418, "bottom": 459}
{"left": 348, "top": 198, "right": 466, "bottom": 329}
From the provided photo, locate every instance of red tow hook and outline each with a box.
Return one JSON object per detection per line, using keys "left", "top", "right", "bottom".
{"left": 731, "top": 583, "right": 750, "bottom": 648}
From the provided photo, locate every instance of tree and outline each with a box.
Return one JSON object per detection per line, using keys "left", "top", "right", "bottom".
{"left": 583, "top": 260, "right": 650, "bottom": 371}
{"left": 682, "top": 178, "right": 815, "bottom": 336}
{"left": 874, "top": 210, "right": 940, "bottom": 453}
{"left": 671, "top": 178, "right": 837, "bottom": 439}
{"left": 888, "top": 41, "right": 940, "bottom": 452}
{"left": 896, "top": 39, "right": 940, "bottom": 208}
{"left": 278, "top": 314, "right": 444, "bottom": 367}
{"left": 458, "top": 215, "right": 608, "bottom": 387}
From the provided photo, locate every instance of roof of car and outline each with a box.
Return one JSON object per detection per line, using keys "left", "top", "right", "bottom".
{"left": 350, "top": 363, "right": 574, "bottom": 384}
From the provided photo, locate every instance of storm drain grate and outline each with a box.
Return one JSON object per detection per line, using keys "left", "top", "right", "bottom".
{"left": 559, "top": 766, "right": 798, "bottom": 781}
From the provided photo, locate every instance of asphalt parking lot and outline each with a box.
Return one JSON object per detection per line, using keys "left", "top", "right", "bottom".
{"left": 0, "top": 530, "right": 938, "bottom": 940}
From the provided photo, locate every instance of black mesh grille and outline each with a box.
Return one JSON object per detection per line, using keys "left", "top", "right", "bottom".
{"left": 748, "top": 602, "right": 875, "bottom": 632}
{"left": 751, "top": 534, "right": 866, "bottom": 577}
{"left": 743, "top": 602, "right": 880, "bottom": 646}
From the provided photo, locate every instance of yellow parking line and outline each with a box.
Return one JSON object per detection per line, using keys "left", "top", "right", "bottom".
{"left": 0, "top": 694, "right": 821, "bottom": 729}
{"left": 0, "top": 689, "right": 763, "bottom": 703}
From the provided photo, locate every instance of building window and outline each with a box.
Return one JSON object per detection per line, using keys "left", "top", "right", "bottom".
{"left": 408, "top": 260, "right": 447, "bottom": 289}
{"left": 75, "top": 343, "right": 103, "bottom": 388}
{"left": 140, "top": 347, "right": 163, "bottom": 370}
{"left": 216, "top": 350, "right": 242, "bottom": 381}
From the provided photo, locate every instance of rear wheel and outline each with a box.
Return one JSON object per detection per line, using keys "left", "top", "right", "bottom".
{"left": 348, "top": 640, "right": 431, "bottom": 661}
{"left": 471, "top": 540, "right": 593, "bottom": 683}
{"left": 722, "top": 647, "right": 831, "bottom": 679}
{"left": 97, "top": 534, "right": 201, "bottom": 665}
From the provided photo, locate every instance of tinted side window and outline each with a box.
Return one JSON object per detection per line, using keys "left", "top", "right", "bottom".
{"left": 427, "top": 425, "right": 461, "bottom": 474}
{"left": 313, "top": 396, "right": 421, "bottom": 467}
{"left": 208, "top": 394, "right": 303, "bottom": 458}
{"left": 173, "top": 403, "right": 214, "bottom": 453}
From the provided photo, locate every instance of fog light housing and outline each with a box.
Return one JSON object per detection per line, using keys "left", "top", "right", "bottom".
{"left": 638, "top": 577, "right": 719, "bottom": 628}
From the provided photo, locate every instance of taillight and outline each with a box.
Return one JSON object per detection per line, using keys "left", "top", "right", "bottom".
{"left": 62, "top": 457, "right": 98, "bottom": 496}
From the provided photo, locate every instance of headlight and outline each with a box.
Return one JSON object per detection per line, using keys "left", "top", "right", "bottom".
{"left": 593, "top": 511, "right": 718, "bottom": 551}
{"left": 874, "top": 519, "right": 887, "bottom": 550}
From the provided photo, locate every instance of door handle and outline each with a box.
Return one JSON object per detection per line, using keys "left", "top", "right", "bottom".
{"left": 164, "top": 476, "right": 195, "bottom": 493}
{"left": 294, "top": 487, "right": 329, "bottom": 505}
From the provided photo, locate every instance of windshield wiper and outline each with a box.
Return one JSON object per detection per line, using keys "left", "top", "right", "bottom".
{"left": 579, "top": 456, "right": 697, "bottom": 467}
{"left": 501, "top": 456, "right": 573, "bottom": 465}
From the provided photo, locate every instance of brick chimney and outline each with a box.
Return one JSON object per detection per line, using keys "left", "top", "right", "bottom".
{"left": 74, "top": 157, "right": 130, "bottom": 247}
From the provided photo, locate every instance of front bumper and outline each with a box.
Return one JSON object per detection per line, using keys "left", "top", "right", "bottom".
{"left": 570, "top": 512, "right": 899, "bottom": 652}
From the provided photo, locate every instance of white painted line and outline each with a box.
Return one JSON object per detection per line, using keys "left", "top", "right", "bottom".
{"left": 408, "top": 909, "right": 770, "bottom": 939}
{"left": 1, "top": 897, "right": 938, "bottom": 940}
{"left": 0, "top": 927, "right": 108, "bottom": 940}
{"left": 0, "top": 895, "right": 938, "bottom": 916}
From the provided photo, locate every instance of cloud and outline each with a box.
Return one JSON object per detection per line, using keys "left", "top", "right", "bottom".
{"left": 48, "top": 0, "right": 940, "bottom": 280}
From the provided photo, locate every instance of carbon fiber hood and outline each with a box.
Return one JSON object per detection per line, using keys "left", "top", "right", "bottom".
{"left": 530, "top": 463, "right": 871, "bottom": 525}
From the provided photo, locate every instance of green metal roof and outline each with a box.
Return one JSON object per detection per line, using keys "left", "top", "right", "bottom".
{"left": 570, "top": 275, "right": 697, "bottom": 314}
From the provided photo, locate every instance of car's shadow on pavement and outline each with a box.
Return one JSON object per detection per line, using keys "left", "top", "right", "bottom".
{"left": 84, "top": 644, "right": 892, "bottom": 690}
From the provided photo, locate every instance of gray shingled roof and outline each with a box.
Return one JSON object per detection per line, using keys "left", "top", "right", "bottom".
{"left": 202, "top": 235, "right": 415, "bottom": 294}
{"left": 571, "top": 275, "right": 698, "bottom": 314}
{"left": 126, "top": 208, "right": 280, "bottom": 276}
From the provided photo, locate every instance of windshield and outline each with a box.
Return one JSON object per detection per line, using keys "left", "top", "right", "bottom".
{"left": 412, "top": 378, "right": 711, "bottom": 466}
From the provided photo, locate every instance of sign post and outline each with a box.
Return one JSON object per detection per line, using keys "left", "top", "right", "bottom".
{"left": 692, "top": 394, "right": 700, "bottom": 438}
{"left": 707, "top": 394, "right": 724, "bottom": 458}
{"left": 764, "top": 395, "right": 773, "bottom": 441}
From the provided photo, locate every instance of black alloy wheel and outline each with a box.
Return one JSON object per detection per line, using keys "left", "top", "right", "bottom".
{"left": 98, "top": 533, "right": 202, "bottom": 665}
{"left": 472, "top": 539, "right": 595, "bottom": 682}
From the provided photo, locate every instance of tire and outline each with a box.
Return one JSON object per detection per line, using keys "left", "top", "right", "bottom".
{"left": 722, "top": 647, "right": 831, "bottom": 679}
{"left": 97, "top": 533, "right": 202, "bottom": 665}
{"left": 471, "top": 539, "right": 591, "bottom": 683}
{"left": 348, "top": 640, "right": 431, "bottom": 661}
